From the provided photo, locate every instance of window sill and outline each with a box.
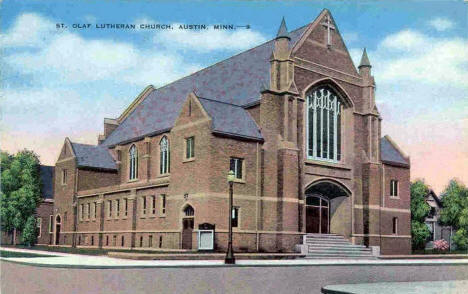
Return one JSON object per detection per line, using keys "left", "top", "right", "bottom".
{"left": 233, "top": 179, "right": 246, "bottom": 184}
{"left": 128, "top": 178, "right": 139, "bottom": 183}
{"left": 157, "top": 173, "right": 170, "bottom": 178}
{"left": 183, "top": 157, "right": 196, "bottom": 163}
{"left": 389, "top": 196, "right": 400, "bottom": 199}
{"left": 305, "top": 158, "right": 351, "bottom": 170}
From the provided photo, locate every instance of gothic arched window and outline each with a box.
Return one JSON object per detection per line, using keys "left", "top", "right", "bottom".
{"left": 184, "top": 205, "right": 194, "bottom": 217}
{"left": 306, "top": 87, "right": 342, "bottom": 161}
{"left": 159, "top": 136, "right": 170, "bottom": 174}
{"left": 129, "top": 144, "right": 138, "bottom": 180}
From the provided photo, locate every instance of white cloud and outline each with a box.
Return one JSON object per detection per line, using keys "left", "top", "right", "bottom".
{"left": 153, "top": 23, "right": 267, "bottom": 52}
{"left": 1, "top": 13, "right": 56, "bottom": 48}
{"left": 373, "top": 29, "right": 468, "bottom": 88}
{"left": 7, "top": 33, "right": 140, "bottom": 83}
{"left": 379, "top": 29, "right": 428, "bottom": 52}
{"left": 3, "top": 14, "right": 204, "bottom": 87}
{"left": 428, "top": 17, "right": 454, "bottom": 31}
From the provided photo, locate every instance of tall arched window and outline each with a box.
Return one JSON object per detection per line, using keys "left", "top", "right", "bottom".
{"left": 129, "top": 145, "right": 138, "bottom": 180}
{"left": 160, "top": 136, "right": 170, "bottom": 174}
{"left": 306, "top": 87, "right": 342, "bottom": 161}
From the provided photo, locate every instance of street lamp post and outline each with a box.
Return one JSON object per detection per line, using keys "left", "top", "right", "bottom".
{"left": 225, "top": 170, "right": 236, "bottom": 264}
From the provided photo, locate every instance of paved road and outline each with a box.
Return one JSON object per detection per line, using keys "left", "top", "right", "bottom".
{"left": 2, "top": 260, "right": 468, "bottom": 294}
{"left": 322, "top": 280, "right": 468, "bottom": 294}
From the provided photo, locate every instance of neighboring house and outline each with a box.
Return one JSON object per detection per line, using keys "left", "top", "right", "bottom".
{"left": 424, "top": 190, "right": 452, "bottom": 249}
{"left": 52, "top": 9, "right": 411, "bottom": 254}
{"left": 36, "top": 165, "right": 55, "bottom": 245}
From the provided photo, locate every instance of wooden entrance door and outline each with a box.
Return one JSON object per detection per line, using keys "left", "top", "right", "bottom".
{"left": 182, "top": 218, "right": 194, "bottom": 249}
{"left": 306, "top": 196, "right": 329, "bottom": 234}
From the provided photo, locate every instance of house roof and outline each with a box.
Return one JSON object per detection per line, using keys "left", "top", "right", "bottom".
{"left": 380, "top": 136, "right": 409, "bottom": 166}
{"left": 39, "top": 165, "right": 54, "bottom": 199}
{"left": 102, "top": 25, "right": 307, "bottom": 147}
{"left": 425, "top": 189, "right": 442, "bottom": 207}
{"left": 70, "top": 142, "right": 117, "bottom": 171}
{"left": 198, "top": 97, "right": 263, "bottom": 141}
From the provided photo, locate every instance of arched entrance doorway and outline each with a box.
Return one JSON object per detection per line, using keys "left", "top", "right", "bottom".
{"left": 55, "top": 215, "right": 61, "bottom": 245}
{"left": 181, "top": 205, "right": 194, "bottom": 249}
{"left": 305, "top": 180, "right": 350, "bottom": 234}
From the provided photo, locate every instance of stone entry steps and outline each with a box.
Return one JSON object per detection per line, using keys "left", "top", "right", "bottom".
{"left": 296, "top": 234, "right": 375, "bottom": 259}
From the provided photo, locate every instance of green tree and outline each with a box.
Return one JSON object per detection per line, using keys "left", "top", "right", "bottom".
{"left": 411, "top": 220, "right": 431, "bottom": 250}
{"left": 22, "top": 215, "right": 38, "bottom": 246}
{"left": 0, "top": 150, "right": 42, "bottom": 245}
{"left": 410, "top": 179, "right": 431, "bottom": 250}
{"left": 439, "top": 179, "right": 468, "bottom": 250}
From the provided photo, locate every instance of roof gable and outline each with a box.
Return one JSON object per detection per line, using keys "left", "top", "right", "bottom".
{"left": 198, "top": 97, "right": 263, "bottom": 141}
{"left": 292, "top": 9, "right": 359, "bottom": 76}
{"left": 425, "top": 190, "right": 442, "bottom": 207}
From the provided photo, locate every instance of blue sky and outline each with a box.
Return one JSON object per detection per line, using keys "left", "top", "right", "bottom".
{"left": 1, "top": 0, "right": 467, "bottom": 192}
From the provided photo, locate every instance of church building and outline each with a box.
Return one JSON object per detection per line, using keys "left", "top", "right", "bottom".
{"left": 53, "top": 9, "right": 411, "bottom": 255}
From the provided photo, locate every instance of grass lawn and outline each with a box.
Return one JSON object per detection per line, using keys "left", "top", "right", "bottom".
{"left": 0, "top": 250, "right": 56, "bottom": 258}
{"left": 1, "top": 245, "right": 222, "bottom": 256}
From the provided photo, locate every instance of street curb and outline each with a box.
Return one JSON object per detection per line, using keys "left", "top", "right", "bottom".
{"left": 2, "top": 257, "right": 468, "bottom": 270}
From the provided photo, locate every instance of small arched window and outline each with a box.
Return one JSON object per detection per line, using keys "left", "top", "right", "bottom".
{"left": 160, "top": 136, "right": 170, "bottom": 174}
{"left": 184, "top": 205, "right": 194, "bottom": 217}
{"left": 306, "top": 87, "right": 342, "bottom": 162}
{"left": 129, "top": 145, "right": 138, "bottom": 180}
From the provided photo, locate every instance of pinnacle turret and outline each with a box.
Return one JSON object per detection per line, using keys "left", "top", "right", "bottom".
{"left": 358, "top": 48, "right": 371, "bottom": 68}
{"left": 276, "top": 17, "right": 290, "bottom": 40}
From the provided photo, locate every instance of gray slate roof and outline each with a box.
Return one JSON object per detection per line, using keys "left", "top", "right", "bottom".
{"left": 198, "top": 97, "right": 263, "bottom": 140}
{"left": 70, "top": 142, "right": 117, "bottom": 171}
{"left": 40, "top": 165, "right": 54, "bottom": 199}
{"left": 103, "top": 25, "right": 307, "bottom": 147}
{"left": 380, "top": 137, "right": 409, "bottom": 166}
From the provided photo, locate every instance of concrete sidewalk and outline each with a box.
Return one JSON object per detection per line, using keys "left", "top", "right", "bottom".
{"left": 2, "top": 246, "right": 468, "bottom": 269}
{"left": 322, "top": 280, "right": 468, "bottom": 294}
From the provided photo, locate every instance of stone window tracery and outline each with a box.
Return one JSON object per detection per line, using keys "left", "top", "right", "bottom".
{"left": 306, "top": 87, "right": 342, "bottom": 162}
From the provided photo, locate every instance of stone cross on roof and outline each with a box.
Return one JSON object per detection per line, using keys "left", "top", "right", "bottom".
{"left": 321, "top": 14, "right": 335, "bottom": 47}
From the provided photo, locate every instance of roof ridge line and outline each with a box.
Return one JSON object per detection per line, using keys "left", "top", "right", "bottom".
{"left": 71, "top": 142, "right": 98, "bottom": 147}
{"left": 197, "top": 96, "right": 244, "bottom": 107}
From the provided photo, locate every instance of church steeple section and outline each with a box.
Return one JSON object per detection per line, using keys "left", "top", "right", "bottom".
{"left": 276, "top": 17, "right": 290, "bottom": 40}
{"left": 358, "top": 48, "right": 376, "bottom": 111}
{"left": 358, "top": 48, "right": 380, "bottom": 163}
{"left": 358, "top": 48, "right": 372, "bottom": 79}
{"left": 359, "top": 48, "right": 371, "bottom": 68}
{"left": 270, "top": 17, "right": 294, "bottom": 92}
